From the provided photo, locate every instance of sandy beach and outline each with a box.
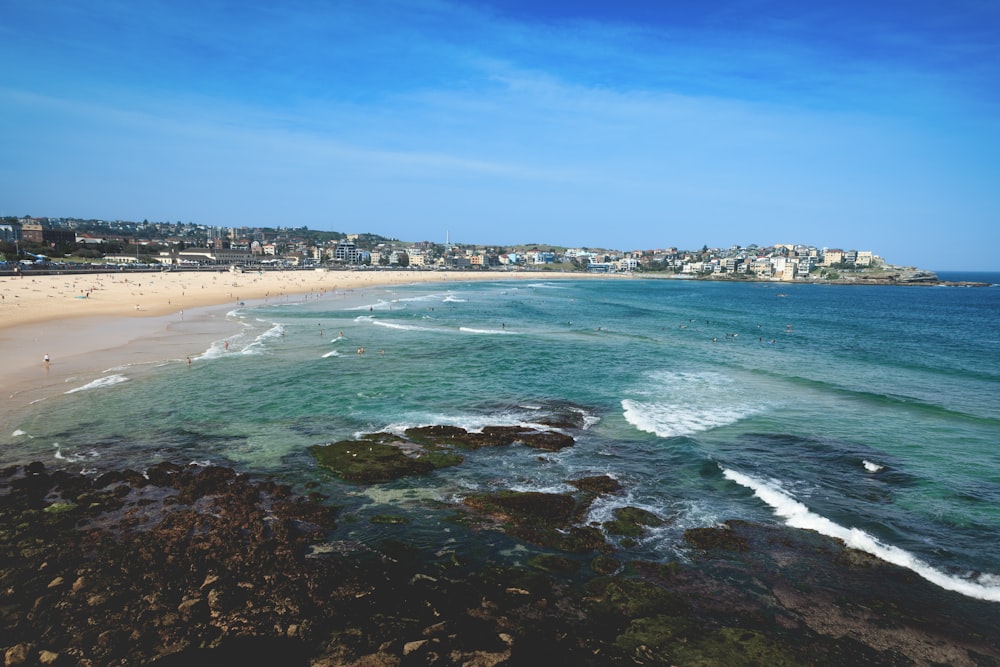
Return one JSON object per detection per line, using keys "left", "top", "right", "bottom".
{"left": 0, "top": 268, "right": 591, "bottom": 430}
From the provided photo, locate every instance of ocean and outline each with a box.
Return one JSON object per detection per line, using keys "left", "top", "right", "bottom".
{"left": 5, "top": 271, "right": 1000, "bottom": 603}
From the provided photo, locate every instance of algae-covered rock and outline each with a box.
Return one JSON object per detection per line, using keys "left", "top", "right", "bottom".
{"left": 463, "top": 491, "right": 579, "bottom": 527}
{"left": 568, "top": 475, "right": 622, "bottom": 495}
{"left": 479, "top": 426, "right": 533, "bottom": 446}
{"left": 616, "top": 618, "right": 802, "bottom": 666}
{"left": 515, "top": 430, "right": 574, "bottom": 451}
{"left": 43, "top": 502, "right": 78, "bottom": 514}
{"left": 512, "top": 525, "right": 609, "bottom": 553}
{"left": 404, "top": 425, "right": 478, "bottom": 447}
{"left": 463, "top": 491, "right": 609, "bottom": 552}
{"left": 684, "top": 524, "right": 749, "bottom": 552}
{"left": 834, "top": 546, "right": 882, "bottom": 568}
{"left": 528, "top": 553, "right": 580, "bottom": 575}
{"left": 402, "top": 424, "right": 527, "bottom": 449}
{"left": 591, "top": 555, "right": 621, "bottom": 575}
{"left": 369, "top": 514, "right": 410, "bottom": 525}
{"left": 583, "top": 576, "right": 690, "bottom": 620}
{"left": 309, "top": 440, "right": 463, "bottom": 483}
{"left": 403, "top": 424, "right": 574, "bottom": 451}
{"left": 603, "top": 506, "right": 666, "bottom": 537}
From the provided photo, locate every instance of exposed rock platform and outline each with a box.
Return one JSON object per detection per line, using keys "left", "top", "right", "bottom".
{"left": 2, "top": 462, "right": 999, "bottom": 666}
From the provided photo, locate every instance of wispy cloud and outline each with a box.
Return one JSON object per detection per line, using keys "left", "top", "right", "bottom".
{"left": 1, "top": 0, "right": 998, "bottom": 266}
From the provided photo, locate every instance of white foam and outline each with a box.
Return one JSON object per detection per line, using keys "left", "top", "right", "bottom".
{"left": 53, "top": 443, "right": 100, "bottom": 462}
{"left": 509, "top": 481, "right": 575, "bottom": 494}
{"left": 622, "top": 370, "right": 764, "bottom": 437}
{"left": 721, "top": 467, "right": 1000, "bottom": 602}
{"left": 862, "top": 460, "right": 885, "bottom": 473}
{"left": 442, "top": 295, "right": 466, "bottom": 303}
{"left": 393, "top": 293, "right": 443, "bottom": 304}
{"left": 65, "top": 374, "right": 129, "bottom": 394}
{"left": 322, "top": 350, "right": 341, "bottom": 358}
{"left": 12, "top": 429, "right": 28, "bottom": 438}
{"left": 566, "top": 406, "right": 600, "bottom": 430}
{"left": 240, "top": 323, "right": 284, "bottom": 355}
{"left": 459, "top": 327, "right": 518, "bottom": 335}
{"left": 365, "top": 318, "right": 436, "bottom": 332}
{"left": 622, "top": 398, "right": 756, "bottom": 438}
{"left": 197, "top": 340, "right": 230, "bottom": 360}
{"left": 381, "top": 411, "right": 556, "bottom": 437}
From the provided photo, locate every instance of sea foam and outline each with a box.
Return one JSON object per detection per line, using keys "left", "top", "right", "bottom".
{"left": 622, "top": 371, "right": 763, "bottom": 437}
{"left": 459, "top": 327, "right": 518, "bottom": 335}
{"left": 623, "top": 399, "right": 757, "bottom": 438}
{"left": 240, "top": 323, "right": 284, "bottom": 355}
{"left": 721, "top": 467, "right": 1000, "bottom": 602}
{"left": 862, "top": 459, "right": 885, "bottom": 473}
{"left": 65, "top": 374, "right": 129, "bottom": 394}
{"left": 368, "top": 319, "right": 437, "bottom": 332}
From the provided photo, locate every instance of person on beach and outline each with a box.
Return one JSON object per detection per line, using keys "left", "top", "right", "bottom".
{"left": 43, "top": 354, "right": 50, "bottom": 366}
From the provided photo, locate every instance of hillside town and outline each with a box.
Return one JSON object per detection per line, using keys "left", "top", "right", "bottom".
{"left": 1, "top": 215, "right": 933, "bottom": 282}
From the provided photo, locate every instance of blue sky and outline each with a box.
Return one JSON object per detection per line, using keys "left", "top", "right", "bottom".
{"left": 1, "top": 0, "right": 998, "bottom": 269}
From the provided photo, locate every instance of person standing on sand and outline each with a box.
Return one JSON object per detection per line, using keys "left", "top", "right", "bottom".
{"left": 43, "top": 354, "right": 50, "bottom": 366}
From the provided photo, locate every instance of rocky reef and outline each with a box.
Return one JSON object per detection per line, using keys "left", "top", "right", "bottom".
{"left": 3, "top": 458, "right": 1000, "bottom": 666}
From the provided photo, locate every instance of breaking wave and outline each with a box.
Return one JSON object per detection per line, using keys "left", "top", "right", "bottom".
{"left": 722, "top": 467, "right": 1000, "bottom": 602}
{"left": 65, "top": 375, "right": 129, "bottom": 394}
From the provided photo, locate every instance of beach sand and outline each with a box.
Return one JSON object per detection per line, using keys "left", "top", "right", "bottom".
{"left": 0, "top": 268, "right": 594, "bottom": 430}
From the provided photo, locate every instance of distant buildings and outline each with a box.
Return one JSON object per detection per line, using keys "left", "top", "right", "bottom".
{"left": 1, "top": 215, "right": 888, "bottom": 280}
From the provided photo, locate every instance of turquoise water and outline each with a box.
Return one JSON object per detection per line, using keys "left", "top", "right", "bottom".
{"left": 5, "top": 274, "right": 1000, "bottom": 601}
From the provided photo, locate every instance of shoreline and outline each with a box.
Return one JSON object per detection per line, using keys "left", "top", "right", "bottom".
{"left": 2, "top": 266, "right": 987, "bottom": 436}
{"left": 0, "top": 269, "right": 606, "bottom": 433}
{"left": 0, "top": 268, "right": 602, "bottom": 331}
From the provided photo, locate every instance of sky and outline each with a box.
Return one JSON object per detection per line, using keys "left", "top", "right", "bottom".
{"left": 1, "top": 0, "right": 998, "bottom": 269}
